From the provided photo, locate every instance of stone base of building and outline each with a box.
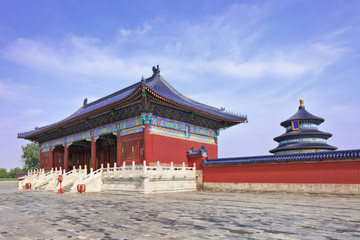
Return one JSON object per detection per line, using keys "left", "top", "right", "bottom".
{"left": 102, "top": 177, "right": 197, "bottom": 193}
{"left": 203, "top": 182, "right": 360, "bottom": 195}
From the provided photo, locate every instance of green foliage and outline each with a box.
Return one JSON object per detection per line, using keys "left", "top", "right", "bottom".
{"left": 0, "top": 167, "right": 27, "bottom": 179}
{"left": 21, "top": 142, "right": 40, "bottom": 170}
{"left": 8, "top": 167, "right": 23, "bottom": 178}
{"left": 0, "top": 168, "right": 8, "bottom": 178}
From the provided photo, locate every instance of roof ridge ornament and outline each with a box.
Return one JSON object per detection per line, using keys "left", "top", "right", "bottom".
{"left": 141, "top": 75, "right": 145, "bottom": 84}
{"left": 152, "top": 65, "right": 160, "bottom": 77}
{"left": 299, "top": 99, "right": 304, "bottom": 109}
{"left": 83, "top": 98, "right": 88, "bottom": 107}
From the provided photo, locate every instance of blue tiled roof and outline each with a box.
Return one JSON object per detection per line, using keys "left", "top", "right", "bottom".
{"left": 147, "top": 74, "right": 246, "bottom": 122}
{"left": 18, "top": 82, "right": 141, "bottom": 138}
{"left": 274, "top": 129, "right": 333, "bottom": 142}
{"left": 18, "top": 67, "right": 246, "bottom": 139}
{"left": 203, "top": 149, "right": 360, "bottom": 166}
{"left": 281, "top": 106, "right": 324, "bottom": 127}
{"left": 269, "top": 142, "right": 337, "bottom": 153}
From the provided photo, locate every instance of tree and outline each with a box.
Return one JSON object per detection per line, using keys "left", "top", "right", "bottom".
{"left": 8, "top": 167, "right": 24, "bottom": 178}
{"left": 0, "top": 168, "right": 8, "bottom": 178}
{"left": 21, "top": 142, "right": 40, "bottom": 170}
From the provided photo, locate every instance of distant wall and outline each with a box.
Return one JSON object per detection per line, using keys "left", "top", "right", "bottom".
{"left": 203, "top": 158, "right": 360, "bottom": 194}
{"left": 203, "top": 160, "right": 360, "bottom": 184}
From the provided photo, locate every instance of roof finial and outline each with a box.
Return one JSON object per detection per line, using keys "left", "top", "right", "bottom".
{"left": 299, "top": 99, "right": 304, "bottom": 107}
{"left": 152, "top": 65, "right": 160, "bottom": 77}
{"left": 83, "top": 98, "right": 88, "bottom": 107}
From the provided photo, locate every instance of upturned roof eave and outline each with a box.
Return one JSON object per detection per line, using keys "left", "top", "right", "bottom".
{"left": 18, "top": 85, "right": 144, "bottom": 140}
{"left": 280, "top": 117, "right": 324, "bottom": 127}
{"left": 144, "top": 86, "right": 247, "bottom": 124}
{"left": 273, "top": 131, "right": 333, "bottom": 142}
{"left": 269, "top": 144, "right": 338, "bottom": 153}
{"left": 280, "top": 107, "right": 325, "bottom": 127}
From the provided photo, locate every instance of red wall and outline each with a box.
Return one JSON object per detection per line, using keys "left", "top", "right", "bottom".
{"left": 149, "top": 133, "right": 218, "bottom": 167}
{"left": 203, "top": 161, "right": 360, "bottom": 184}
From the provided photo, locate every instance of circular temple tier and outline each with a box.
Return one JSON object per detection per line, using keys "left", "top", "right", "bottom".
{"left": 270, "top": 99, "right": 337, "bottom": 155}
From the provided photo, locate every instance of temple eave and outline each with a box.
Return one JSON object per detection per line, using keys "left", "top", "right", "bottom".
{"left": 270, "top": 145, "right": 338, "bottom": 154}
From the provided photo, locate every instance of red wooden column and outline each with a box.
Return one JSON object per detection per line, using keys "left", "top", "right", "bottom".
{"left": 144, "top": 123, "right": 151, "bottom": 163}
{"left": 39, "top": 149, "right": 43, "bottom": 169}
{"left": 91, "top": 137, "right": 96, "bottom": 170}
{"left": 50, "top": 147, "right": 54, "bottom": 170}
{"left": 117, "top": 130, "right": 122, "bottom": 166}
{"left": 64, "top": 143, "right": 69, "bottom": 172}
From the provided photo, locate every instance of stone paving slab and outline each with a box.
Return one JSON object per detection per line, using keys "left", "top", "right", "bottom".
{"left": 0, "top": 182, "right": 360, "bottom": 239}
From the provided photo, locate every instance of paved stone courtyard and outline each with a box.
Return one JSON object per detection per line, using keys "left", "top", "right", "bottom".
{"left": 0, "top": 182, "right": 359, "bottom": 240}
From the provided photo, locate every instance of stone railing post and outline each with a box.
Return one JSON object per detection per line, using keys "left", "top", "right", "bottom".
{"left": 113, "top": 163, "right": 117, "bottom": 176}
{"left": 182, "top": 162, "right": 186, "bottom": 176}
{"left": 171, "top": 162, "right": 174, "bottom": 177}
{"left": 131, "top": 161, "right": 135, "bottom": 177}
{"left": 143, "top": 161, "right": 147, "bottom": 175}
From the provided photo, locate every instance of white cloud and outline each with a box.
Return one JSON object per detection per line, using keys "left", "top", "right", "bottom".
{"left": 1, "top": 2, "right": 349, "bottom": 88}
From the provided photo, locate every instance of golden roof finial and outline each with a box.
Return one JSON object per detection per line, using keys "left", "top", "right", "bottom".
{"left": 299, "top": 99, "right": 304, "bottom": 107}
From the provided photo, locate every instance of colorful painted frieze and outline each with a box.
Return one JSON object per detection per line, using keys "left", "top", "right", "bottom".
{"left": 189, "top": 134, "right": 215, "bottom": 143}
{"left": 151, "top": 115, "right": 187, "bottom": 131}
{"left": 41, "top": 147, "right": 50, "bottom": 153}
{"left": 189, "top": 125, "right": 216, "bottom": 137}
{"left": 66, "top": 131, "right": 91, "bottom": 143}
{"left": 49, "top": 138, "right": 65, "bottom": 148}
{"left": 150, "top": 126, "right": 186, "bottom": 138}
{"left": 117, "top": 116, "right": 142, "bottom": 130}
{"left": 120, "top": 126, "right": 144, "bottom": 136}
{"left": 90, "top": 124, "right": 116, "bottom": 137}
{"left": 40, "top": 142, "right": 50, "bottom": 149}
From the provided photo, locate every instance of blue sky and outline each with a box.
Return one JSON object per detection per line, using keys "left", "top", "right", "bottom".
{"left": 1, "top": 0, "right": 359, "bottom": 170}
